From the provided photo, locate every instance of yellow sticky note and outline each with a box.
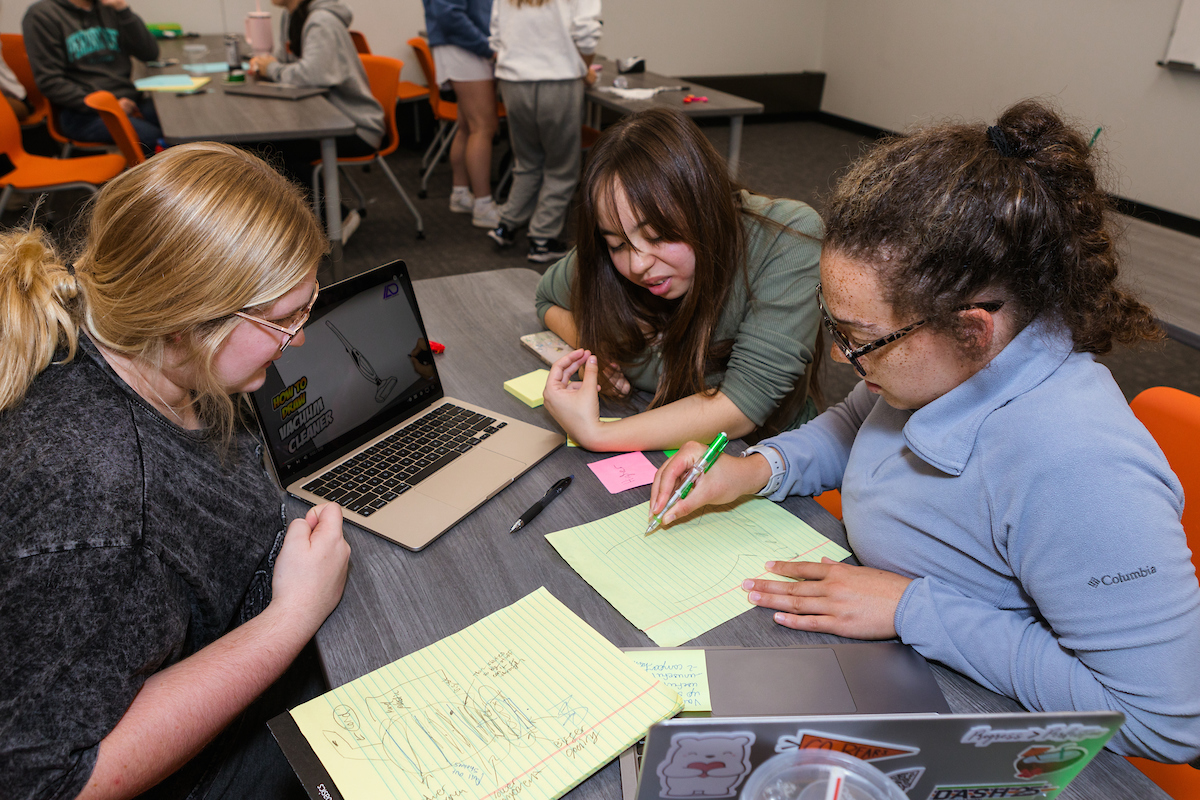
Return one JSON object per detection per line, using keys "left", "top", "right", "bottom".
{"left": 628, "top": 649, "right": 712, "bottom": 711}
{"left": 568, "top": 417, "right": 620, "bottom": 447}
{"left": 504, "top": 369, "right": 548, "bottom": 407}
{"left": 287, "top": 588, "right": 682, "bottom": 800}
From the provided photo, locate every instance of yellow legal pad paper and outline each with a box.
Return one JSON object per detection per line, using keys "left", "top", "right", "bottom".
{"left": 288, "top": 587, "right": 682, "bottom": 800}
{"left": 627, "top": 650, "right": 712, "bottom": 712}
{"left": 545, "top": 498, "right": 852, "bottom": 646}
{"left": 504, "top": 369, "right": 549, "bottom": 407}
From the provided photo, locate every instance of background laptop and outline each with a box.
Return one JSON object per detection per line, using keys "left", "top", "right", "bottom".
{"left": 619, "top": 643, "right": 951, "bottom": 799}
{"left": 224, "top": 82, "right": 327, "bottom": 100}
{"left": 637, "top": 711, "right": 1123, "bottom": 800}
{"left": 248, "top": 261, "right": 563, "bottom": 550}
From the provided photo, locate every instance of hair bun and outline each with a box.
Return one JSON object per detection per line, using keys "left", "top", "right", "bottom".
{"left": 993, "top": 99, "right": 1087, "bottom": 162}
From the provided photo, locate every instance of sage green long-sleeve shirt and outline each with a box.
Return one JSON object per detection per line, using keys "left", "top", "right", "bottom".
{"left": 535, "top": 191, "right": 823, "bottom": 434}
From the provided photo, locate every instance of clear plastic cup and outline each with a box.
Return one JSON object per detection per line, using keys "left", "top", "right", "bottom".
{"left": 740, "top": 749, "right": 908, "bottom": 800}
{"left": 183, "top": 43, "right": 209, "bottom": 74}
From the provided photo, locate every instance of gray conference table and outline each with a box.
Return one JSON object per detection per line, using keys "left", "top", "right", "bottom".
{"left": 143, "top": 36, "right": 353, "bottom": 261}
{"left": 306, "top": 268, "right": 1166, "bottom": 799}
{"left": 586, "top": 56, "right": 764, "bottom": 176}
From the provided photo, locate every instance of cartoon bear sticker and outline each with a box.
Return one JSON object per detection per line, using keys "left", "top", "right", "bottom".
{"left": 656, "top": 732, "right": 756, "bottom": 797}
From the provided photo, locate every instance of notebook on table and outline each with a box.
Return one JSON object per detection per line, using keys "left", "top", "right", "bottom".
{"left": 633, "top": 711, "right": 1123, "bottom": 800}
{"left": 247, "top": 260, "right": 564, "bottom": 551}
{"left": 223, "top": 82, "right": 327, "bottom": 100}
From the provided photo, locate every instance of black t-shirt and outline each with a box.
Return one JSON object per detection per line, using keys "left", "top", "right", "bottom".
{"left": 0, "top": 336, "right": 285, "bottom": 800}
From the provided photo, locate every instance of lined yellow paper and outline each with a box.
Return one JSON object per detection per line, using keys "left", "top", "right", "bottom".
{"left": 288, "top": 587, "right": 682, "bottom": 800}
{"left": 545, "top": 498, "right": 851, "bottom": 646}
{"left": 627, "top": 650, "right": 712, "bottom": 711}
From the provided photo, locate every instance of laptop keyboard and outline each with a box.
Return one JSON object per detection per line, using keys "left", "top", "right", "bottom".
{"left": 300, "top": 403, "right": 506, "bottom": 516}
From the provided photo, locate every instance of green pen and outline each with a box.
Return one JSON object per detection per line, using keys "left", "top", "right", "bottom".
{"left": 645, "top": 432, "right": 728, "bottom": 536}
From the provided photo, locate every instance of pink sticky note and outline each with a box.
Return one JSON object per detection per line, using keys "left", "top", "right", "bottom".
{"left": 587, "top": 451, "right": 658, "bottom": 494}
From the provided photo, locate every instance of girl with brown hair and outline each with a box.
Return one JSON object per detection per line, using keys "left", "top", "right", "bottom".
{"left": 652, "top": 100, "right": 1200, "bottom": 763}
{"left": 535, "top": 106, "right": 824, "bottom": 452}
{"left": 0, "top": 142, "right": 351, "bottom": 798}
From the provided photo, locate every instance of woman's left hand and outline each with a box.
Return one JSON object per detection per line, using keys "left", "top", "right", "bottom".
{"left": 249, "top": 55, "right": 276, "bottom": 77}
{"left": 743, "top": 558, "right": 913, "bottom": 640}
{"left": 543, "top": 349, "right": 606, "bottom": 449}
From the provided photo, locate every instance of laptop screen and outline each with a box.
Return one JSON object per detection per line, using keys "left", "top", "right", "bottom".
{"left": 248, "top": 261, "right": 441, "bottom": 483}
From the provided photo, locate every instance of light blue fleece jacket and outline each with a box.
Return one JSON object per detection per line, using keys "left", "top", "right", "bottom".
{"left": 758, "top": 317, "right": 1200, "bottom": 763}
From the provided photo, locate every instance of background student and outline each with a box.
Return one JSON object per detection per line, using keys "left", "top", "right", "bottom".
{"left": 250, "top": 0, "right": 384, "bottom": 237}
{"left": 22, "top": 0, "right": 160, "bottom": 149}
{"left": 0, "top": 142, "right": 351, "bottom": 799}
{"left": 421, "top": 0, "right": 501, "bottom": 229}
{"left": 535, "top": 107, "right": 823, "bottom": 452}
{"left": 487, "top": 0, "right": 601, "bottom": 263}
{"left": 652, "top": 100, "right": 1200, "bottom": 764}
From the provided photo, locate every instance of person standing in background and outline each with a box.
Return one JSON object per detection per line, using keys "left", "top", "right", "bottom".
{"left": 22, "top": 0, "right": 160, "bottom": 150}
{"left": 487, "top": 0, "right": 600, "bottom": 263}
{"left": 422, "top": 0, "right": 501, "bottom": 229}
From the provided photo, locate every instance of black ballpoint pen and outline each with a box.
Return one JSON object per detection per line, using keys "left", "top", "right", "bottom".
{"left": 509, "top": 475, "right": 573, "bottom": 533}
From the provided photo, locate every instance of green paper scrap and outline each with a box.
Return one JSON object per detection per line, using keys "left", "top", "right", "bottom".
{"left": 546, "top": 498, "right": 851, "bottom": 646}
{"left": 664, "top": 449, "right": 679, "bottom": 457}
{"left": 288, "top": 587, "right": 682, "bottom": 800}
{"left": 627, "top": 650, "right": 711, "bottom": 711}
{"left": 134, "top": 74, "right": 209, "bottom": 90}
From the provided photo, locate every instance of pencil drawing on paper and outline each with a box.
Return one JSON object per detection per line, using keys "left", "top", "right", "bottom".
{"left": 318, "top": 666, "right": 592, "bottom": 786}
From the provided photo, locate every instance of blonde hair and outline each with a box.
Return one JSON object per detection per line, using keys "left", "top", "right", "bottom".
{"left": 0, "top": 142, "right": 327, "bottom": 441}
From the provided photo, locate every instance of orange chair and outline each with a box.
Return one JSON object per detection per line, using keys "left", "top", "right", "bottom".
{"left": 407, "top": 36, "right": 458, "bottom": 198}
{"left": 0, "top": 91, "right": 126, "bottom": 218}
{"left": 1125, "top": 386, "right": 1200, "bottom": 799}
{"left": 0, "top": 33, "right": 48, "bottom": 128}
{"left": 83, "top": 91, "right": 144, "bottom": 168}
{"left": 309, "top": 54, "right": 423, "bottom": 238}
{"left": 814, "top": 489, "right": 842, "bottom": 520}
{"left": 349, "top": 30, "right": 372, "bottom": 55}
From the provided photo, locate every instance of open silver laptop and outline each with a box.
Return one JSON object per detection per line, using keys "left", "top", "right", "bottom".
{"left": 636, "top": 711, "right": 1123, "bottom": 800}
{"left": 248, "top": 261, "right": 563, "bottom": 550}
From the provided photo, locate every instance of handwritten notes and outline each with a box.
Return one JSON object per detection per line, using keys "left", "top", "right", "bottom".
{"left": 627, "top": 650, "right": 712, "bottom": 712}
{"left": 504, "top": 369, "right": 549, "bottom": 407}
{"left": 288, "top": 588, "right": 682, "bottom": 800}
{"left": 545, "top": 498, "right": 851, "bottom": 646}
{"left": 587, "top": 451, "right": 658, "bottom": 493}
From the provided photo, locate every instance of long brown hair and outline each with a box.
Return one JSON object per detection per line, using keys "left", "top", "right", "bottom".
{"left": 572, "top": 107, "right": 820, "bottom": 423}
{"left": 823, "top": 99, "right": 1160, "bottom": 354}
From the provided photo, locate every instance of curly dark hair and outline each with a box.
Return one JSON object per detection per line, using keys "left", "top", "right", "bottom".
{"left": 822, "top": 99, "right": 1161, "bottom": 354}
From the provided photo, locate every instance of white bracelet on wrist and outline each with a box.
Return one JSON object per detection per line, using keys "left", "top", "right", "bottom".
{"left": 742, "top": 444, "right": 785, "bottom": 496}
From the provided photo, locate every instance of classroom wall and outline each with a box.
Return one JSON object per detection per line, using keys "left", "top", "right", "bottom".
{"left": 0, "top": 0, "right": 826, "bottom": 85}
{"left": 820, "top": 0, "right": 1200, "bottom": 220}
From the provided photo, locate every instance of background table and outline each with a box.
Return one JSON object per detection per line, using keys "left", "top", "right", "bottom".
{"left": 145, "top": 37, "right": 354, "bottom": 260}
{"left": 307, "top": 268, "right": 1166, "bottom": 799}
{"left": 587, "top": 56, "right": 764, "bottom": 176}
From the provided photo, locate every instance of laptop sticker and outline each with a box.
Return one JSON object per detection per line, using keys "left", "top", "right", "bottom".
{"left": 1013, "top": 744, "right": 1089, "bottom": 779}
{"left": 886, "top": 766, "right": 925, "bottom": 793}
{"left": 656, "top": 732, "right": 756, "bottom": 798}
{"left": 774, "top": 730, "right": 919, "bottom": 763}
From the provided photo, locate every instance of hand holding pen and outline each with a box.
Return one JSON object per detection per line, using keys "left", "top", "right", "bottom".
{"left": 649, "top": 434, "right": 779, "bottom": 533}
{"left": 646, "top": 433, "right": 728, "bottom": 535}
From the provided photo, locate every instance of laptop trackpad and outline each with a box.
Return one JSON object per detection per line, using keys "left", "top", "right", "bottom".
{"left": 707, "top": 648, "right": 856, "bottom": 715}
{"left": 417, "top": 447, "right": 523, "bottom": 510}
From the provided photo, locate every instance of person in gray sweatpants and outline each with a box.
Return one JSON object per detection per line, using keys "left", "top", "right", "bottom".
{"left": 487, "top": 0, "right": 601, "bottom": 263}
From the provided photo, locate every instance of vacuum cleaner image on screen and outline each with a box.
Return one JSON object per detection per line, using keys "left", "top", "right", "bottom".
{"left": 251, "top": 274, "right": 435, "bottom": 471}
